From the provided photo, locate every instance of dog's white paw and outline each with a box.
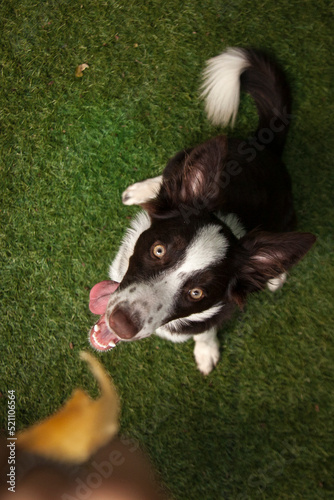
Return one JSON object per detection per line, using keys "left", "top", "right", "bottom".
{"left": 194, "top": 338, "right": 220, "bottom": 375}
{"left": 122, "top": 176, "right": 162, "bottom": 205}
{"left": 267, "top": 272, "right": 287, "bottom": 292}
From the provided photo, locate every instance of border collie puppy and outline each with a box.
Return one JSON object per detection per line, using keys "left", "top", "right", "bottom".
{"left": 89, "top": 48, "right": 316, "bottom": 374}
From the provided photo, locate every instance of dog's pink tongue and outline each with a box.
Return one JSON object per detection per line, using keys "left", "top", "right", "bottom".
{"left": 89, "top": 280, "right": 120, "bottom": 351}
{"left": 89, "top": 280, "right": 120, "bottom": 314}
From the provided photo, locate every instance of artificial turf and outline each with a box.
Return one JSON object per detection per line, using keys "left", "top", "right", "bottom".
{"left": 1, "top": 0, "right": 334, "bottom": 498}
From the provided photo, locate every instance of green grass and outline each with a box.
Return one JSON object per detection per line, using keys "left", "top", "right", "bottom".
{"left": 1, "top": 0, "right": 334, "bottom": 498}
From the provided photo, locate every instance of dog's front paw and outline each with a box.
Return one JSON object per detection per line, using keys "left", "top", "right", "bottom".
{"left": 122, "top": 182, "right": 148, "bottom": 205}
{"left": 193, "top": 338, "right": 220, "bottom": 375}
{"left": 267, "top": 272, "right": 287, "bottom": 292}
{"left": 122, "top": 176, "right": 162, "bottom": 205}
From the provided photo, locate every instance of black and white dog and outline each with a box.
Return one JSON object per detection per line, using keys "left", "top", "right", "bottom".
{"left": 89, "top": 48, "right": 316, "bottom": 374}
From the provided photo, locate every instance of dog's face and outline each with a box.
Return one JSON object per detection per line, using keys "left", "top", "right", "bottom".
{"left": 89, "top": 211, "right": 235, "bottom": 350}
{"left": 89, "top": 208, "right": 315, "bottom": 351}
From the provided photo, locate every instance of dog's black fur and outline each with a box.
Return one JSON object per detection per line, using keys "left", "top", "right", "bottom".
{"left": 89, "top": 48, "right": 316, "bottom": 373}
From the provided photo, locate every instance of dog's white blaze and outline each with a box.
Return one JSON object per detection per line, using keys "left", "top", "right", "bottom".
{"left": 109, "top": 211, "right": 151, "bottom": 282}
{"left": 164, "top": 302, "right": 224, "bottom": 330}
{"left": 201, "top": 47, "right": 249, "bottom": 127}
{"left": 176, "top": 225, "right": 228, "bottom": 275}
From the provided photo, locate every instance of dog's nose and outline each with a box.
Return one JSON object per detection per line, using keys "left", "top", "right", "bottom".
{"left": 109, "top": 309, "right": 139, "bottom": 339}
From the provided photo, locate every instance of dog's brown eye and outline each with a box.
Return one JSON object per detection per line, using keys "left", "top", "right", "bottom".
{"left": 189, "top": 288, "right": 204, "bottom": 301}
{"left": 151, "top": 243, "right": 166, "bottom": 259}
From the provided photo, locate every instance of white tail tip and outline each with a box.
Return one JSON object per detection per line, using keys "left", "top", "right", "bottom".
{"left": 201, "top": 47, "right": 250, "bottom": 127}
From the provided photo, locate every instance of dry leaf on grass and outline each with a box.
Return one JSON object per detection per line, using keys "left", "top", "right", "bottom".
{"left": 75, "top": 63, "right": 89, "bottom": 77}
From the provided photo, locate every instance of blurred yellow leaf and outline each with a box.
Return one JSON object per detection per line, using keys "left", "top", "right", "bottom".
{"left": 75, "top": 63, "right": 89, "bottom": 77}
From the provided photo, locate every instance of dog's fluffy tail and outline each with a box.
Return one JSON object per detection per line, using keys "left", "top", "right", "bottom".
{"left": 201, "top": 47, "right": 292, "bottom": 155}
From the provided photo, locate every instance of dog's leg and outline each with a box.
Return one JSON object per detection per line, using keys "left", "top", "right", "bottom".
{"left": 193, "top": 327, "right": 220, "bottom": 375}
{"left": 122, "top": 176, "right": 163, "bottom": 205}
{"left": 267, "top": 272, "right": 287, "bottom": 292}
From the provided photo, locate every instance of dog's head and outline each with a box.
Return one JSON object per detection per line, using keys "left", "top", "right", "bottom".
{"left": 89, "top": 138, "right": 316, "bottom": 350}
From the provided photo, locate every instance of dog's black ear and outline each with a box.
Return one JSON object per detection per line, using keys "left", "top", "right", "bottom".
{"left": 228, "top": 231, "right": 316, "bottom": 307}
{"left": 143, "top": 136, "right": 228, "bottom": 217}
